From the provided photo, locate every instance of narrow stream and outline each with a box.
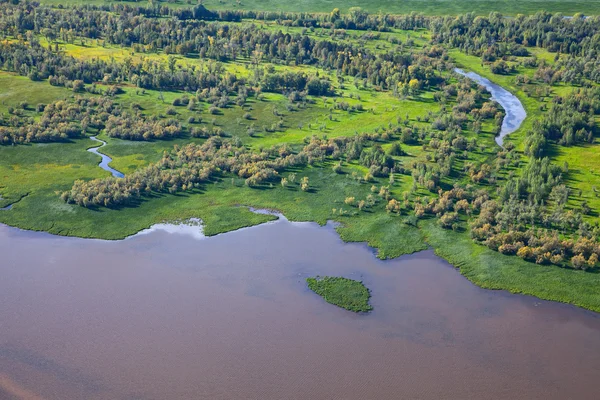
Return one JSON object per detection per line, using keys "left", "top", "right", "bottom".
{"left": 455, "top": 68, "right": 527, "bottom": 146}
{"left": 87, "top": 137, "right": 124, "bottom": 178}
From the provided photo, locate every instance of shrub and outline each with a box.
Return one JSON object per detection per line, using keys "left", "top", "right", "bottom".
{"left": 439, "top": 212, "right": 458, "bottom": 229}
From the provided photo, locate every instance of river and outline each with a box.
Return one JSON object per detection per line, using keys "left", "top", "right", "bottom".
{"left": 87, "top": 137, "right": 124, "bottom": 178}
{"left": 455, "top": 68, "right": 527, "bottom": 147}
{"left": 1, "top": 216, "right": 600, "bottom": 399}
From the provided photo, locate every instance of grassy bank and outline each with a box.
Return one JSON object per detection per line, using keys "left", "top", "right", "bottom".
{"left": 421, "top": 219, "right": 600, "bottom": 312}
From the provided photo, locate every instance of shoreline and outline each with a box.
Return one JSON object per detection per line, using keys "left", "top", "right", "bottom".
{"left": 1, "top": 203, "right": 599, "bottom": 314}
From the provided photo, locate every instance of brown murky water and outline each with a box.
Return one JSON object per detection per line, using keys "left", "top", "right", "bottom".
{"left": 0, "top": 218, "right": 599, "bottom": 400}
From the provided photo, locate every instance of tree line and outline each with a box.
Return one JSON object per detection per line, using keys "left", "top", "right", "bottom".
{"left": 430, "top": 12, "right": 600, "bottom": 85}
{"left": 0, "top": 96, "right": 185, "bottom": 144}
{"left": 0, "top": 2, "right": 449, "bottom": 93}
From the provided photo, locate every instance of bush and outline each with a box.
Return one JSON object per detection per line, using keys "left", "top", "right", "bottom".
{"left": 387, "top": 142, "right": 404, "bottom": 156}
{"left": 438, "top": 212, "right": 458, "bottom": 229}
{"left": 72, "top": 80, "right": 85, "bottom": 92}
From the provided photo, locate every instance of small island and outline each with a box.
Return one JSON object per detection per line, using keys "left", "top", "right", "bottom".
{"left": 307, "top": 276, "right": 372, "bottom": 313}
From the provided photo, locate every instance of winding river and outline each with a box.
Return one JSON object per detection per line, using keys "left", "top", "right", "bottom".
{"left": 87, "top": 137, "right": 124, "bottom": 178}
{"left": 455, "top": 68, "right": 527, "bottom": 146}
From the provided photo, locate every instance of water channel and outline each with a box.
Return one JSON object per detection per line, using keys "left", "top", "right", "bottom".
{"left": 455, "top": 69, "right": 527, "bottom": 147}
{"left": 87, "top": 137, "right": 124, "bottom": 178}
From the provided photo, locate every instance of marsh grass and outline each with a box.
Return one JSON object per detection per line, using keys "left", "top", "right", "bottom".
{"left": 307, "top": 276, "right": 372, "bottom": 312}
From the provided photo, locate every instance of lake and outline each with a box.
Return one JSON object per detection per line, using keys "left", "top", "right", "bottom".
{"left": 1, "top": 216, "right": 599, "bottom": 399}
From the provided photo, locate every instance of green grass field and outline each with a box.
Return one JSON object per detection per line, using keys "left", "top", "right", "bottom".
{"left": 39, "top": 0, "right": 600, "bottom": 16}
{"left": 0, "top": 54, "right": 431, "bottom": 258}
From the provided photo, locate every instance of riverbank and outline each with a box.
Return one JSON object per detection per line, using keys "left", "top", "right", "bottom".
{"left": 2, "top": 199, "right": 600, "bottom": 313}
{"left": 454, "top": 68, "right": 526, "bottom": 147}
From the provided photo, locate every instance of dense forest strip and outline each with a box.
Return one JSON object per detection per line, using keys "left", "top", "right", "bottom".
{"left": 35, "top": 0, "right": 600, "bottom": 17}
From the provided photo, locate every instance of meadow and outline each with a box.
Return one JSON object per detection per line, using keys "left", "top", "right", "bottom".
{"left": 38, "top": 0, "right": 600, "bottom": 16}
{"left": 449, "top": 50, "right": 600, "bottom": 221}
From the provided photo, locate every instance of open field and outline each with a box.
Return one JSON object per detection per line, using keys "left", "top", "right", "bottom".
{"left": 38, "top": 0, "right": 600, "bottom": 16}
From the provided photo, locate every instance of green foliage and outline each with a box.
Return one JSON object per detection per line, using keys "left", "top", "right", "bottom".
{"left": 38, "top": 0, "right": 600, "bottom": 16}
{"left": 306, "top": 276, "right": 372, "bottom": 312}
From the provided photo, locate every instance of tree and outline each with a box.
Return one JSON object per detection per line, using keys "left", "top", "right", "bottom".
{"left": 300, "top": 177, "right": 310, "bottom": 192}
{"left": 549, "top": 184, "right": 570, "bottom": 207}
{"left": 349, "top": 7, "right": 368, "bottom": 24}
{"left": 330, "top": 8, "right": 341, "bottom": 20}
{"left": 571, "top": 253, "right": 587, "bottom": 269}
{"left": 517, "top": 246, "right": 534, "bottom": 261}
{"left": 439, "top": 212, "right": 458, "bottom": 229}
{"left": 387, "top": 142, "right": 404, "bottom": 156}
{"left": 386, "top": 199, "right": 401, "bottom": 214}
{"left": 408, "top": 79, "right": 421, "bottom": 95}
{"left": 72, "top": 80, "right": 85, "bottom": 92}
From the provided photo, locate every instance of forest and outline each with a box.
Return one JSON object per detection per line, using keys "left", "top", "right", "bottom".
{"left": 1, "top": 0, "right": 600, "bottom": 310}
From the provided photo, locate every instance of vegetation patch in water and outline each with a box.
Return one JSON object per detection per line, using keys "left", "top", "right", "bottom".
{"left": 307, "top": 276, "right": 372, "bottom": 313}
